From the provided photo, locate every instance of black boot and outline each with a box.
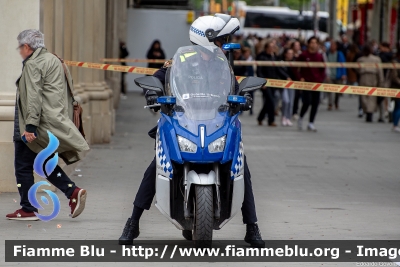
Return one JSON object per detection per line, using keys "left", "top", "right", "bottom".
{"left": 244, "top": 223, "right": 265, "bottom": 248}
{"left": 119, "top": 217, "right": 140, "bottom": 245}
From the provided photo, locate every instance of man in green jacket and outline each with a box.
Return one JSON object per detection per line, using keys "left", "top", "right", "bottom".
{"left": 6, "top": 29, "right": 90, "bottom": 221}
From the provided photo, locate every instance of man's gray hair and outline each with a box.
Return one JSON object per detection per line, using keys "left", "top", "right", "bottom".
{"left": 17, "top": 29, "right": 45, "bottom": 50}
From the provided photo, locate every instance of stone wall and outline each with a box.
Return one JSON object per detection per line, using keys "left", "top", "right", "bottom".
{"left": 0, "top": 0, "right": 126, "bottom": 192}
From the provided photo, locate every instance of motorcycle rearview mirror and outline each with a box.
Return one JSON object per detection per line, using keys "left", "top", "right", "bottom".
{"left": 134, "top": 76, "right": 164, "bottom": 95}
{"left": 238, "top": 77, "right": 267, "bottom": 96}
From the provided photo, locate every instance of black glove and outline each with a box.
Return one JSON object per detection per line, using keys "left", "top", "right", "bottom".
{"left": 145, "top": 91, "right": 160, "bottom": 112}
{"left": 241, "top": 92, "right": 253, "bottom": 111}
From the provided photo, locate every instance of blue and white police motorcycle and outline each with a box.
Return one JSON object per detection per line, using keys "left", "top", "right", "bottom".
{"left": 134, "top": 45, "right": 266, "bottom": 243}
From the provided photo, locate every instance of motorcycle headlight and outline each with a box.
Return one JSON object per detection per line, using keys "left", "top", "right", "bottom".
{"left": 177, "top": 135, "right": 197, "bottom": 153}
{"left": 208, "top": 135, "right": 226, "bottom": 153}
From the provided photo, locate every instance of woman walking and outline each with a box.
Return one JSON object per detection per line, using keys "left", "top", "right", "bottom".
{"left": 357, "top": 44, "right": 384, "bottom": 122}
{"left": 280, "top": 48, "right": 296, "bottom": 126}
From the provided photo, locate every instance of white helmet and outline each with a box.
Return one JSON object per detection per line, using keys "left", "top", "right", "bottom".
{"left": 189, "top": 13, "right": 240, "bottom": 52}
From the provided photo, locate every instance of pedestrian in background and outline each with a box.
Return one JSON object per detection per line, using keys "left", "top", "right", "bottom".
{"left": 357, "top": 44, "right": 384, "bottom": 123}
{"left": 119, "top": 41, "right": 129, "bottom": 99}
{"left": 256, "top": 41, "right": 290, "bottom": 127}
{"left": 377, "top": 42, "right": 393, "bottom": 122}
{"left": 296, "top": 36, "right": 326, "bottom": 132}
{"left": 280, "top": 48, "right": 296, "bottom": 126}
{"left": 146, "top": 40, "right": 165, "bottom": 69}
{"left": 346, "top": 44, "right": 363, "bottom": 117}
{"left": 291, "top": 40, "right": 303, "bottom": 119}
{"left": 7, "top": 29, "right": 89, "bottom": 221}
{"left": 390, "top": 51, "right": 400, "bottom": 132}
{"left": 242, "top": 47, "right": 255, "bottom": 115}
{"left": 232, "top": 49, "right": 247, "bottom": 77}
{"left": 326, "top": 40, "right": 347, "bottom": 110}
{"left": 337, "top": 34, "right": 350, "bottom": 57}
{"left": 291, "top": 40, "right": 302, "bottom": 59}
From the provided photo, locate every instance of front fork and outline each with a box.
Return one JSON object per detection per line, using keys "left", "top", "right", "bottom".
{"left": 183, "top": 163, "right": 221, "bottom": 220}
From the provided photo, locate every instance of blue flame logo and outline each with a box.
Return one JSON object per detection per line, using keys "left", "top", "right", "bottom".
{"left": 33, "top": 131, "right": 59, "bottom": 178}
{"left": 28, "top": 131, "right": 61, "bottom": 222}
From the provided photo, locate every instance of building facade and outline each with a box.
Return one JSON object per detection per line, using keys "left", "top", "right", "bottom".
{"left": 0, "top": 0, "right": 127, "bottom": 192}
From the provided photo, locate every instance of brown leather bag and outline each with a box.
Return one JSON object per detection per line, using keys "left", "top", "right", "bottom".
{"left": 53, "top": 54, "right": 86, "bottom": 139}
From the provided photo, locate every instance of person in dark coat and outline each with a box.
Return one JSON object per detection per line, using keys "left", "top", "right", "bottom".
{"left": 119, "top": 41, "right": 129, "bottom": 98}
{"left": 295, "top": 36, "right": 326, "bottom": 132}
{"left": 146, "top": 40, "right": 166, "bottom": 69}
{"left": 377, "top": 42, "right": 393, "bottom": 122}
{"left": 256, "top": 41, "right": 290, "bottom": 126}
{"left": 232, "top": 49, "right": 247, "bottom": 76}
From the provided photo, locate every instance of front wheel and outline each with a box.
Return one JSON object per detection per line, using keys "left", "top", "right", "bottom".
{"left": 193, "top": 185, "right": 213, "bottom": 245}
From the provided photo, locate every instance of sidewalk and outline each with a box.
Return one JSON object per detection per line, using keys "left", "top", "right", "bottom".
{"left": 1, "top": 92, "right": 399, "bottom": 267}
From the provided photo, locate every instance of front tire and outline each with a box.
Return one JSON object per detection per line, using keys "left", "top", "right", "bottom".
{"left": 193, "top": 185, "right": 213, "bottom": 245}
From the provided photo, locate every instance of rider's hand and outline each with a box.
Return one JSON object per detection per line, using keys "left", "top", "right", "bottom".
{"left": 241, "top": 92, "right": 253, "bottom": 111}
{"left": 145, "top": 91, "right": 160, "bottom": 112}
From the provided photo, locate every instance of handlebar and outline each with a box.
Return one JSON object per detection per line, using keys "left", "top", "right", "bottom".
{"left": 144, "top": 104, "right": 161, "bottom": 109}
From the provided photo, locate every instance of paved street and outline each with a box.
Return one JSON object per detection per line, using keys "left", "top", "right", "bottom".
{"left": 1, "top": 91, "right": 399, "bottom": 267}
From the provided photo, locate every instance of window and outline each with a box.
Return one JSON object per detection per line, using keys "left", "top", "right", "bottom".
{"left": 244, "top": 11, "right": 328, "bottom": 32}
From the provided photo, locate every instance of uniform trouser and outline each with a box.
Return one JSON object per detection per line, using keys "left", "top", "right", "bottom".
{"left": 14, "top": 141, "right": 76, "bottom": 212}
{"left": 133, "top": 155, "right": 258, "bottom": 225}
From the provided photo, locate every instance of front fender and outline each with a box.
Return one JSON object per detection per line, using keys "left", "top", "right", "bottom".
{"left": 185, "top": 170, "right": 216, "bottom": 204}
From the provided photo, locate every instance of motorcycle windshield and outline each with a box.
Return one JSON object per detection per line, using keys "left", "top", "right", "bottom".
{"left": 169, "top": 46, "right": 234, "bottom": 135}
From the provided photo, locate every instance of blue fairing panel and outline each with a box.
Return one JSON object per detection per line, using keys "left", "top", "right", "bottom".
{"left": 158, "top": 114, "right": 183, "bottom": 165}
{"left": 221, "top": 114, "right": 241, "bottom": 164}
{"left": 157, "top": 110, "right": 242, "bottom": 164}
{"left": 158, "top": 110, "right": 242, "bottom": 167}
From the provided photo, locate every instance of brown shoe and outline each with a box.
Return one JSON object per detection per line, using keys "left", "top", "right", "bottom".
{"left": 69, "top": 187, "right": 87, "bottom": 218}
{"left": 327, "top": 105, "right": 332, "bottom": 111}
{"left": 257, "top": 120, "right": 262, "bottom": 126}
{"left": 268, "top": 122, "right": 277, "bottom": 127}
{"left": 6, "top": 209, "right": 39, "bottom": 221}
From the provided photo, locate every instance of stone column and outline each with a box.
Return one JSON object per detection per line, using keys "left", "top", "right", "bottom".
{"left": 53, "top": 0, "right": 64, "bottom": 55}
{"left": 106, "top": 0, "right": 128, "bottom": 135}
{"left": 82, "top": 0, "right": 113, "bottom": 144}
{"left": 71, "top": 0, "right": 92, "bottom": 145}
{"left": 106, "top": 0, "right": 121, "bottom": 110}
{"left": 41, "top": 0, "right": 55, "bottom": 52}
{"left": 0, "top": 0, "right": 40, "bottom": 192}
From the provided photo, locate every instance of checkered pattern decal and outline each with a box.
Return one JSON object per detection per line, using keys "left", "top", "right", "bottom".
{"left": 190, "top": 26, "right": 205, "bottom": 37}
{"left": 231, "top": 141, "right": 244, "bottom": 179}
{"left": 156, "top": 131, "right": 173, "bottom": 179}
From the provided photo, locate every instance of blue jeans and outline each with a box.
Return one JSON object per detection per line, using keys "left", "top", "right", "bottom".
{"left": 393, "top": 100, "right": 400, "bottom": 127}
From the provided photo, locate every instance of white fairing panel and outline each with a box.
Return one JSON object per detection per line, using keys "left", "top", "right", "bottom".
{"left": 231, "top": 175, "right": 244, "bottom": 217}
{"left": 218, "top": 174, "right": 244, "bottom": 229}
{"left": 155, "top": 175, "right": 170, "bottom": 216}
{"left": 155, "top": 174, "right": 184, "bottom": 230}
